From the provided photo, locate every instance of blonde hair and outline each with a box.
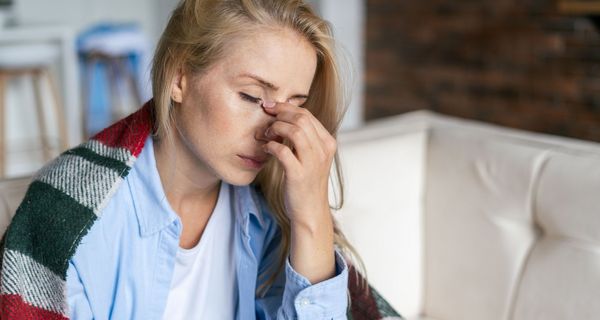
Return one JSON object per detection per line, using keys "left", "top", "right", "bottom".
{"left": 151, "top": 0, "right": 367, "bottom": 300}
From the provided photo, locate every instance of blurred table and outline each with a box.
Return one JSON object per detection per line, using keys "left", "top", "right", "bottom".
{"left": 0, "top": 24, "right": 82, "bottom": 147}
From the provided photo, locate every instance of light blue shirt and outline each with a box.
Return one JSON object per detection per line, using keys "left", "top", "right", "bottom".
{"left": 66, "top": 136, "right": 349, "bottom": 319}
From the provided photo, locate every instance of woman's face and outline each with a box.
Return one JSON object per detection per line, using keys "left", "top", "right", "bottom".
{"left": 170, "top": 28, "right": 318, "bottom": 186}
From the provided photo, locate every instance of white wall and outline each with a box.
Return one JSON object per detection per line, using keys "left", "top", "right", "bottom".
{"left": 14, "top": 0, "right": 156, "bottom": 38}
{"left": 312, "top": 0, "right": 366, "bottom": 131}
{"left": 154, "top": 0, "right": 181, "bottom": 42}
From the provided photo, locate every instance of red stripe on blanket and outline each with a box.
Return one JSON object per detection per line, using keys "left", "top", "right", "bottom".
{"left": 348, "top": 264, "right": 383, "bottom": 320}
{"left": 92, "top": 99, "right": 155, "bottom": 157}
{"left": 0, "top": 294, "right": 68, "bottom": 320}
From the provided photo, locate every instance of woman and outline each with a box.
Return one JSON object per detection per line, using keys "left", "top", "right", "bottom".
{"left": 0, "top": 0, "right": 401, "bottom": 319}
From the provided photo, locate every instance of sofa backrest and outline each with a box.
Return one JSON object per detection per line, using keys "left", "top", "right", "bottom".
{"left": 334, "top": 113, "right": 431, "bottom": 317}
{"left": 336, "top": 110, "right": 600, "bottom": 320}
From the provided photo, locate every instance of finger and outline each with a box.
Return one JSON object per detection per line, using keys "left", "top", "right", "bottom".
{"left": 262, "top": 101, "right": 304, "bottom": 116}
{"left": 292, "top": 107, "right": 337, "bottom": 154}
{"left": 266, "top": 121, "right": 315, "bottom": 163}
{"left": 263, "top": 103, "right": 337, "bottom": 154}
{"left": 261, "top": 100, "right": 302, "bottom": 113}
{"left": 263, "top": 102, "right": 331, "bottom": 141}
{"left": 263, "top": 140, "right": 301, "bottom": 178}
{"left": 309, "top": 117, "right": 337, "bottom": 157}
{"left": 271, "top": 110, "right": 322, "bottom": 148}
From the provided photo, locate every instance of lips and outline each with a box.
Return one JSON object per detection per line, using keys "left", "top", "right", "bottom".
{"left": 239, "top": 154, "right": 268, "bottom": 164}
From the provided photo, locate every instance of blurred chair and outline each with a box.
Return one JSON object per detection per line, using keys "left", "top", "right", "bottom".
{"left": 0, "top": 175, "right": 29, "bottom": 233}
{"left": 0, "top": 43, "right": 69, "bottom": 178}
{"left": 335, "top": 110, "right": 600, "bottom": 320}
{"left": 78, "top": 24, "right": 148, "bottom": 139}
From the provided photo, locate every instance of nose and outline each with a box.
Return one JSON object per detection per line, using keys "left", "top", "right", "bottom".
{"left": 254, "top": 107, "right": 283, "bottom": 144}
{"left": 254, "top": 106, "right": 274, "bottom": 142}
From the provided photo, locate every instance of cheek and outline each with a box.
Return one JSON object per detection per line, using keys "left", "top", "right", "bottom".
{"left": 203, "top": 95, "right": 251, "bottom": 137}
{"left": 182, "top": 88, "right": 259, "bottom": 145}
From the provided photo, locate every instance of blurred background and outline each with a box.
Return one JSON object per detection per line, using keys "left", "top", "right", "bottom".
{"left": 0, "top": 0, "right": 364, "bottom": 178}
{"left": 1, "top": 0, "right": 600, "bottom": 177}
{"left": 366, "top": 0, "right": 600, "bottom": 143}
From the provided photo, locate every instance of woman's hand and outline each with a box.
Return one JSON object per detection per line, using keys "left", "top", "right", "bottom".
{"left": 261, "top": 101, "right": 337, "bottom": 284}
{"left": 261, "top": 101, "right": 336, "bottom": 229}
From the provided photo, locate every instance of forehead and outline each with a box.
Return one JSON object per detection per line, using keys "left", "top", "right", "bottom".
{"left": 219, "top": 28, "right": 318, "bottom": 92}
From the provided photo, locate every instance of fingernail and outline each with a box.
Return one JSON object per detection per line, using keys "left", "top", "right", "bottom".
{"left": 262, "top": 101, "right": 276, "bottom": 108}
{"left": 265, "top": 127, "right": 271, "bottom": 137}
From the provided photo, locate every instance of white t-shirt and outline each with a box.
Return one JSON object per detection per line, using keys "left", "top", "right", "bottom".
{"left": 162, "top": 181, "right": 238, "bottom": 319}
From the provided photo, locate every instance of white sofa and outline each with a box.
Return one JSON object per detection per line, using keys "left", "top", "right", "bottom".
{"left": 333, "top": 110, "right": 600, "bottom": 320}
{"left": 1, "top": 110, "right": 599, "bottom": 320}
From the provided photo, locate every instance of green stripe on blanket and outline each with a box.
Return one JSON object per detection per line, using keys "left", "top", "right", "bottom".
{"left": 4, "top": 180, "right": 97, "bottom": 278}
{"left": 66, "top": 146, "right": 131, "bottom": 175}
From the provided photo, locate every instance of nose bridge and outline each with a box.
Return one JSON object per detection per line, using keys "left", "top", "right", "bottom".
{"left": 253, "top": 107, "right": 276, "bottom": 141}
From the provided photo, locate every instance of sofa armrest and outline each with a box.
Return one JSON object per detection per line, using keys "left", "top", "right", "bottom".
{"left": 335, "top": 119, "right": 429, "bottom": 318}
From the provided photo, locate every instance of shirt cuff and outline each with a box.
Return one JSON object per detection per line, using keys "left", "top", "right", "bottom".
{"left": 280, "top": 248, "right": 349, "bottom": 319}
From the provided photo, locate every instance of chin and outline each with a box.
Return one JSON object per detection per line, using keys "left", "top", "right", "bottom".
{"left": 220, "top": 170, "right": 258, "bottom": 187}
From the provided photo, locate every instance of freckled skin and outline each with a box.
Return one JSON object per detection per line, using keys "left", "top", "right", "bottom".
{"left": 164, "top": 28, "right": 317, "bottom": 189}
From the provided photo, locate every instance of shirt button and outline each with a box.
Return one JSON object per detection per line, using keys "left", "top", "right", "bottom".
{"left": 299, "top": 297, "right": 310, "bottom": 306}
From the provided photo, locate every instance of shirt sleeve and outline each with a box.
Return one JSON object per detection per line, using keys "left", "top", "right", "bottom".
{"left": 66, "top": 260, "right": 94, "bottom": 319}
{"left": 255, "top": 246, "right": 349, "bottom": 320}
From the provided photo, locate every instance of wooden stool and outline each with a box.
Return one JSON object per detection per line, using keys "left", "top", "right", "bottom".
{"left": 0, "top": 43, "right": 69, "bottom": 178}
{"left": 78, "top": 25, "right": 148, "bottom": 139}
{"left": 80, "top": 51, "right": 142, "bottom": 140}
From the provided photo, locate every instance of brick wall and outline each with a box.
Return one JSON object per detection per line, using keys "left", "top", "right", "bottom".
{"left": 366, "top": 0, "right": 600, "bottom": 142}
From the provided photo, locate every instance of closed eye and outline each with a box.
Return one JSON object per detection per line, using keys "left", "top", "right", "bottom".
{"left": 239, "top": 92, "right": 262, "bottom": 105}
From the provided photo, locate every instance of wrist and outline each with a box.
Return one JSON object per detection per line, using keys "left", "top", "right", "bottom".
{"left": 289, "top": 212, "right": 336, "bottom": 283}
{"left": 290, "top": 208, "right": 333, "bottom": 236}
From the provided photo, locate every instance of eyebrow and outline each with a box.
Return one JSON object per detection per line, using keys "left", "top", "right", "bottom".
{"left": 238, "top": 72, "right": 310, "bottom": 100}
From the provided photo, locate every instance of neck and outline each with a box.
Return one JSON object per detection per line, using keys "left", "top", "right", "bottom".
{"left": 152, "top": 130, "right": 221, "bottom": 218}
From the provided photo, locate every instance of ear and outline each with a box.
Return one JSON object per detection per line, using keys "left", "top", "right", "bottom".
{"left": 171, "top": 68, "right": 187, "bottom": 103}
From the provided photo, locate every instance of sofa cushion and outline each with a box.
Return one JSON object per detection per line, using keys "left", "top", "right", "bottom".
{"left": 511, "top": 151, "right": 600, "bottom": 319}
{"left": 423, "top": 127, "right": 546, "bottom": 320}
{"left": 337, "top": 110, "right": 600, "bottom": 319}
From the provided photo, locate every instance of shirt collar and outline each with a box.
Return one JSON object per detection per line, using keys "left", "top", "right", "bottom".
{"left": 233, "top": 182, "right": 265, "bottom": 233}
{"left": 128, "top": 135, "right": 265, "bottom": 237}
